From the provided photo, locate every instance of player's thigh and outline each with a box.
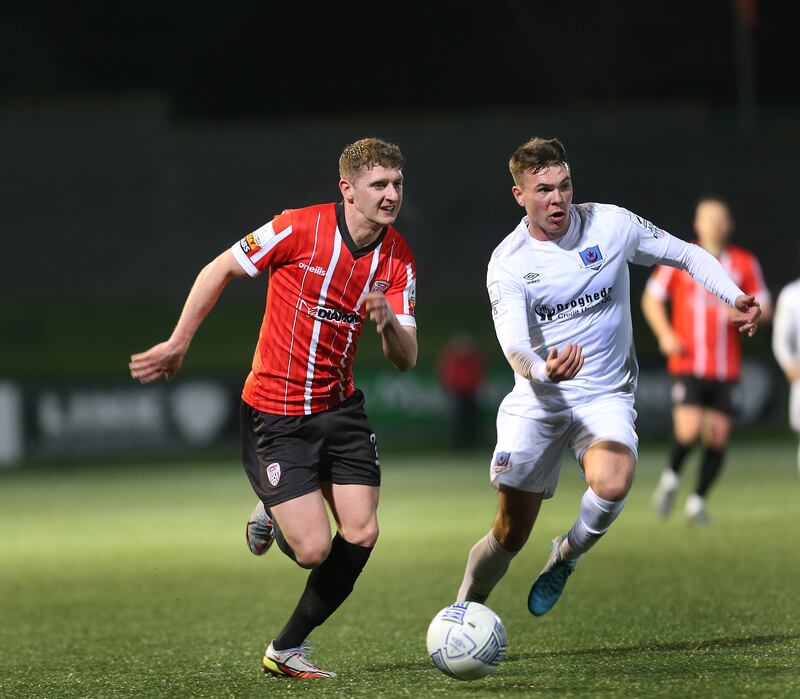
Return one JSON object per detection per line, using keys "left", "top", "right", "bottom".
{"left": 671, "top": 376, "right": 704, "bottom": 442}
{"left": 570, "top": 394, "right": 638, "bottom": 500}
{"left": 269, "top": 490, "right": 332, "bottom": 566}
{"left": 790, "top": 382, "right": 800, "bottom": 432}
{"left": 490, "top": 406, "right": 571, "bottom": 499}
{"left": 322, "top": 483, "right": 380, "bottom": 547}
{"left": 493, "top": 484, "right": 544, "bottom": 552}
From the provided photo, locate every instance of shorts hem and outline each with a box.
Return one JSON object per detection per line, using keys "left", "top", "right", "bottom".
{"left": 260, "top": 483, "right": 322, "bottom": 508}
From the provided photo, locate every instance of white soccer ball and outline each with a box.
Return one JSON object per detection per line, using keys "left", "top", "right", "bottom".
{"left": 426, "top": 602, "right": 507, "bottom": 680}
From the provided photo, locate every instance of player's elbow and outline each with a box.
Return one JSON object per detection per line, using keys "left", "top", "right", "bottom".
{"left": 394, "top": 352, "right": 417, "bottom": 372}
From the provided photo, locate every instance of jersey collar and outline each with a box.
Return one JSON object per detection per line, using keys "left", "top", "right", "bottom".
{"left": 336, "top": 202, "right": 388, "bottom": 259}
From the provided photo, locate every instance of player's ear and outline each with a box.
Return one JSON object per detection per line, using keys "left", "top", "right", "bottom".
{"left": 339, "top": 178, "right": 355, "bottom": 203}
{"left": 511, "top": 185, "right": 525, "bottom": 208}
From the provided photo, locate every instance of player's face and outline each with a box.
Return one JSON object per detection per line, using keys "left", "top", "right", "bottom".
{"left": 694, "top": 200, "right": 733, "bottom": 248}
{"left": 512, "top": 165, "right": 573, "bottom": 239}
{"left": 341, "top": 166, "right": 404, "bottom": 227}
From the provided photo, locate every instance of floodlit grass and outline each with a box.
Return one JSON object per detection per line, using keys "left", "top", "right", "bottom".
{"left": 1, "top": 441, "right": 798, "bottom": 698}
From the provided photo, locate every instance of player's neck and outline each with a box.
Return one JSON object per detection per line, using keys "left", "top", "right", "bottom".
{"left": 700, "top": 240, "right": 725, "bottom": 258}
{"left": 344, "top": 203, "right": 384, "bottom": 248}
{"left": 526, "top": 214, "right": 571, "bottom": 242}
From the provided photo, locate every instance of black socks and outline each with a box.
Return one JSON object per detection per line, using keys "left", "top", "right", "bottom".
{"left": 669, "top": 440, "right": 693, "bottom": 476}
{"left": 273, "top": 534, "right": 373, "bottom": 651}
{"left": 697, "top": 447, "right": 725, "bottom": 498}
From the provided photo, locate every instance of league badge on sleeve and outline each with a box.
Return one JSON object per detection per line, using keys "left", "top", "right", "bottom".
{"left": 578, "top": 245, "right": 604, "bottom": 271}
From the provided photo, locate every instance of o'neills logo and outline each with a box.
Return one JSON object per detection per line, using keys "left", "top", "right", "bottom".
{"left": 535, "top": 286, "right": 613, "bottom": 321}
{"left": 299, "top": 262, "right": 327, "bottom": 276}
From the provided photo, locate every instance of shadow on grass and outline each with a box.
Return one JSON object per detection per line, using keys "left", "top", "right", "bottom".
{"left": 367, "top": 633, "right": 799, "bottom": 673}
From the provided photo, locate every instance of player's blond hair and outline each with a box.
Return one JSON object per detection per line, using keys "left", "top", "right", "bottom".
{"left": 339, "top": 138, "right": 404, "bottom": 181}
{"left": 509, "top": 137, "right": 569, "bottom": 186}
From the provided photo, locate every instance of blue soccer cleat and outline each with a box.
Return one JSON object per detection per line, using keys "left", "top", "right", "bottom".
{"left": 528, "top": 535, "right": 579, "bottom": 616}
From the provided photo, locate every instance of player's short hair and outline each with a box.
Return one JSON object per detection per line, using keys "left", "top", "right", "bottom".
{"left": 509, "top": 137, "right": 569, "bottom": 186}
{"left": 696, "top": 194, "right": 730, "bottom": 211}
{"left": 339, "top": 138, "right": 404, "bottom": 181}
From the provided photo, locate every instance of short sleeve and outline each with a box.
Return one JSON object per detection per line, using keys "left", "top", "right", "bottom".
{"left": 624, "top": 209, "right": 673, "bottom": 267}
{"left": 231, "top": 211, "right": 295, "bottom": 277}
{"left": 385, "top": 240, "right": 417, "bottom": 328}
{"left": 645, "top": 265, "right": 676, "bottom": 301}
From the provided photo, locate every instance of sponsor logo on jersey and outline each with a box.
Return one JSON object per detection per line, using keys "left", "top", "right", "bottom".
{"left": 579, "top": 245, "right": 604, "bottom": 270}
{"left": 524, "top": 272, "right": 541, "bottom": 284}
{"left": 492, "top": 451, "right": 512, "bottom": 476}
{"left": 298, "top": 261, "right": 327, "bottom": 276}
{"left": 266, "top": 462, "right": 281, "bottom": 487}
{"left": 370, "top": 279, "right": 390, "bottom": 294}
{"left": 239, "top": 232, "right": 260, "bottom": 254}
{"left": 535, "top": 286, "right": 614, "bottom": 321}
{"left": 299, "top": 299, "right": 362, "bottom": 327}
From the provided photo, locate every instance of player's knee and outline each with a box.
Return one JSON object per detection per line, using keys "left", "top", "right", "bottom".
{"left": 294, "top": 538, "right": 332, "bottom": 569}
{"left": 591, "top": 475, "right": 632, "bottom": 502}
{"left": 340, "top": 521, "right": 379, "bottom": 548}
{"left": 492, "top": 518, "right": 530, "bottom": 552}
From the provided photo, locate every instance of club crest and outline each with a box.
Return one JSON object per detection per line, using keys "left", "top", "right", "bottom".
{"left": 578, "top": 245, "right": 604, "bottom": 270}
{"left": 492, "top": 451, "right": 512, "bottom": 476}
{"left": 266, "top": 462, "right": 281, "bottom": 487}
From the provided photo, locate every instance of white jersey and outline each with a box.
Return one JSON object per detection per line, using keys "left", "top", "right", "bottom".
{"left": 773, "top": 278, "right": 800, "bottom": 376}
{"left": 488, "top": 203, "right": 744, "bottom": 414}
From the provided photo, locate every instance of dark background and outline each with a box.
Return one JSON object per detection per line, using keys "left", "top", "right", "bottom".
{"left": 0, "top": 1, "right": 796, "bottom": 454}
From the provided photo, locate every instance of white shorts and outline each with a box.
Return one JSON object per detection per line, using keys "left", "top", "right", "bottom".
{"left": 489, "top": 392, "right": 638, "bottom": 498}
{"left": 790, "top": 382, "right": 800, "bottom": 432}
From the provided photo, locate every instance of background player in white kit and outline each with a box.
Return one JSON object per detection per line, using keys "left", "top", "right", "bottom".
{"left": 772, "top": 275, "right": 800, "bottom": 474}
{"left": 456, "top": 138, "right": 762, "bottom": 616}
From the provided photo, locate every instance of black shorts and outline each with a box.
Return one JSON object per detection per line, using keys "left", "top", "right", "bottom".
{"left": 670, "top": 375, "right": 736, "bottom": 416}
{"left": 240, "top": 389, "right": 381, "bottom": 507}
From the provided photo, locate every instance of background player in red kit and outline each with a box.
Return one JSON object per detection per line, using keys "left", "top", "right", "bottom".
{"left": 643, "top": 196, "right": 770, "bottom": 524}
{"left": 129, "top": 138, "right": 417, "bottom": 678}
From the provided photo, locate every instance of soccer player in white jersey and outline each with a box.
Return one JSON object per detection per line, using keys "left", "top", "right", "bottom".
{"left": 456, "top": 138, "right": 761, "bottom": 616}
{"left": 772, "top": 275, "right": 800, "bottom": 474}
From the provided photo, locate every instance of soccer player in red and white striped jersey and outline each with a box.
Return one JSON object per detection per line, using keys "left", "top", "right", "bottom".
{"left": 129, "top": 138, "right": 417, "bottom": 678}
{"left": 643, "top": 197, "right": 771, "bottom": 523}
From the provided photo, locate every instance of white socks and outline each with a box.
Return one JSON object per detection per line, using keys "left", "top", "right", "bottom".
{"left": 559, "top": 487, "right": 626, "bottom": 562}
{"left": 456, "top": 531, "right": 517, "bottom": 603}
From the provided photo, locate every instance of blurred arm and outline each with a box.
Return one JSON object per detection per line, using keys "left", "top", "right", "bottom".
{"left": 641, "top": 287, "right": 683, "bottom": 357}
{"left": 772, "top": 291, "right": 799, "bottom": 380}
{"left": 129, "top": 250, "right": 248, "bottom": 383}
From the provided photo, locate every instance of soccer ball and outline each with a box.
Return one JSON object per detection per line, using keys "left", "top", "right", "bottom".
{"left": 426, "top": 602, "right": 507, "bottom": 680}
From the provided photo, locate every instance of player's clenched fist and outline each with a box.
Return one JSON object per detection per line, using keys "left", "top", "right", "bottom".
{"left": 545, "top": 343, "right": 584, "bottom": 382}
{"left": 360, "top": 292, "right": 395, "bottom": 332}
{"left": 129, "top": 341, "right": 185, "bottom": 384}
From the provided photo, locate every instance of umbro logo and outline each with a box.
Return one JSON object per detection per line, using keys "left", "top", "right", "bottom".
{"left": 524, "top": 272, "right": 540, "bottom": 284}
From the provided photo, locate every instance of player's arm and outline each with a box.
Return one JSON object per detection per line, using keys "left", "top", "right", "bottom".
{"left": 772, "top": 290, "right": 800, "bottom": 382}
{"left": 641, "top": 269, "right": 683, "bottom": 357}
{"left": 361, "top": 292, "right": 417, "bottom": 371}
{"left": 489, "top": 268, "right": 583, "bottom": 383}
{"left": 129, "top": 250, "right": 248, "bottom": 383}
{"left": 628, "top": 219, "right": 760, "bottom": 336}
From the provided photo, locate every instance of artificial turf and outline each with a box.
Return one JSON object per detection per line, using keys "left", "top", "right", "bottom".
{"left": 1, "top": 441, "right": 798, "bottom": 698}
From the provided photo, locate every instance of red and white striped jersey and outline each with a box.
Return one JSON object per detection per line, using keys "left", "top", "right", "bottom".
{"left": 231, "top": 202, "right": 416, "bottom": 415}
{"left": 646, "top": 243, "right": 768, "bottom": 381}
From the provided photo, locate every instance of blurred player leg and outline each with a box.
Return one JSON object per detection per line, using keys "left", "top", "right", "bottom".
{"left": 686, "top": 409, "right": 732, "bottom": 524}
{"left": 456, "top": 486, "right": 542, "bottom": 603}
{"left": 652, "top": 405, "right": 702, "bottom": 517}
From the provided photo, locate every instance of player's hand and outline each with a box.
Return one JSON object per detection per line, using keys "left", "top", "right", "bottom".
{"left": 545, "top": 344, "right": 584, "bottom": 382}
{"left": 129, "top": 341, "right": 185, "bottom": 384}
{"left": 657, "top": 331, "right": 684, "bottom": 357}
{"left": 786, "top": 362, "right": 800, "bottom": 383}
{"left": 360, "top": 292, "right": 395, "bottom": 332}
{"left": 731, "top": 295, "right": 761, "bottom": 337}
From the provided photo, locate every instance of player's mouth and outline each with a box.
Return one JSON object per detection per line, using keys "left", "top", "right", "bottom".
{"left": 380, "top": 204, "right": 397, "bottom": 216}
{"left": 549, "top": 211, "right": 566, "bottom": 225}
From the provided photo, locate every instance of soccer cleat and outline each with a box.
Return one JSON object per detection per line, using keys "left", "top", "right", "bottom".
{"left": 684, "top": 494, "right": 712, "bottom": 526}
{"left": 528, "top": 535, "right": 578, "bottom": 617}
{"left": 262, "top": 641, "right": 336, "bottom": 679}
{"left": 651, "top": 469, "right": 681, "bottom": 518}
{"left": 246, "top": 500, "right": 274, "bottom": 555}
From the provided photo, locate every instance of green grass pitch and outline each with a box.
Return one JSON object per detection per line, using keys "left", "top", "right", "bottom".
{"left": 1, "top": 440, "right": 799, "bottom": 698}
